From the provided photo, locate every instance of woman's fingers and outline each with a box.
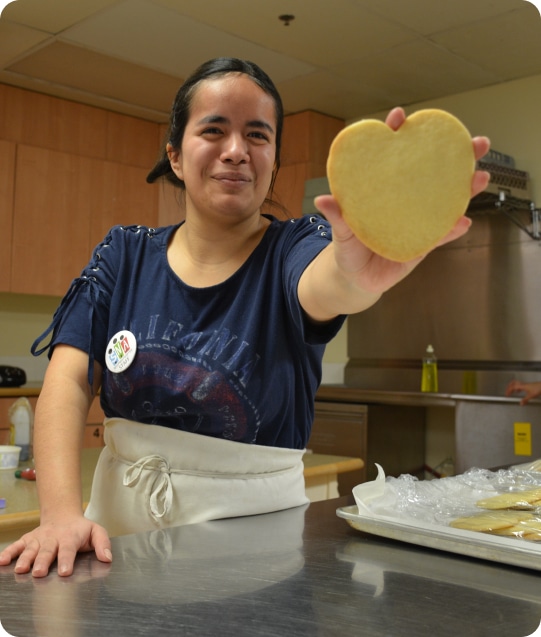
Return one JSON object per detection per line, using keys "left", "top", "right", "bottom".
{"left": 384, "top": 106, "right": 406, "bottom": 131}
{"left": 473, "top": 135, "right": 491, "bottom": 161}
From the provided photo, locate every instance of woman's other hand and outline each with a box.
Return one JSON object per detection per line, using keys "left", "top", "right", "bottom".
{"left": 0, "top": 516, "right": 112, "bottom": 578}
{"left": 505, "top": 380, "right": 541, "bottom": 406}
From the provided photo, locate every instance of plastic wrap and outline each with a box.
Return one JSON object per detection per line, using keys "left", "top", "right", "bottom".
{"left": 337, "top": 463, "right": 541, "bottom": 570}
{"left": 353, "top": 462, "right": 541, "bottom": 543}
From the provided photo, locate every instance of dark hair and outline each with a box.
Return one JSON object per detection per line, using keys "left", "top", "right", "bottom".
{"left": 147, "top": 57, "right": 284, "bottom": 191}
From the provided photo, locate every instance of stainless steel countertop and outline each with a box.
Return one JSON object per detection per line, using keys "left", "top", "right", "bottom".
{"left": 1, "top": 497, "right": 541, "bottom": 637}
{"left": 316, "top": 384, "right": 541, "bottom": 407}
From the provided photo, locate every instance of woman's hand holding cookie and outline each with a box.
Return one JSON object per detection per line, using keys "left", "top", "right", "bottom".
{"left": 315, "top": 107, "right": 490, "bottom": 296}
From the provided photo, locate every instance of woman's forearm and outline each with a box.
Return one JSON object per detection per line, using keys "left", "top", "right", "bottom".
{"left": 298, "top": 243, "right": 382, "bottom": 323}
{"left": 33, "top": 346, "right": 98, "bottom": 521}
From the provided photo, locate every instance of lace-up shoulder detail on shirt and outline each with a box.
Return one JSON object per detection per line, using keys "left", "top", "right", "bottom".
{"left": 31, "top": 225, "right": 162, "bottom": 386}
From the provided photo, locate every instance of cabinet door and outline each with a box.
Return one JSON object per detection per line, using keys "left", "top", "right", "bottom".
{"left": 0, "top": 140, "right": 16, "bottom": 291}
{"left": 11, "top": 146, "right": 160, "bottom": 296}
{"left": 89, "top": 161, "right": 158, "bottom": 248}
{"left": 83, "top": 424, "right": 105, "bottom": 448}
{"left": 308, "top": 402, "right": 367, "bottom": 494}
{"left": 84, "top": 396, "right": 105, "bottom": 448}
{"left": 272, "top": 163, "right": 307, "bottom": 218}
{"left": 11, "top": 145, "right": 94, "bottom": 296}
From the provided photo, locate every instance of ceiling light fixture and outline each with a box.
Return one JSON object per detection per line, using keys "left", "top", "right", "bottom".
{"left": 278, "top": 14, "right": 295, "bottom": 26}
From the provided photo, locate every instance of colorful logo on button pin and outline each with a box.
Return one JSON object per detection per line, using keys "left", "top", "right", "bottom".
{"left": 106, "top": 331, "right": 136, "bottom": 373}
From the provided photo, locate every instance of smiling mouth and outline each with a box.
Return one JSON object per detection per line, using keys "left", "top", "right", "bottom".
{"left": 213, "top": 173, "right": 251, "bottom": 184}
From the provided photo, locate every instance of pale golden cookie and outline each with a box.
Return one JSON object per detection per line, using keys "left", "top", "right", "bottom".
{"left": 492, "top": 517, "right": 541, "bottom": 541}
{"left": 517, "top": 516, "right": 541, "bottom": 527}
{"left": 520, "top": 531, "right": 541, "bottom": 541}
{"left": 476, "top": 488, "right": 541, "bottom": 511}
{"left": 327, "top": 109, "right": 475, "bottom": 262}
{"left": 450, "top": 511, "right": 532, "bottom": 532}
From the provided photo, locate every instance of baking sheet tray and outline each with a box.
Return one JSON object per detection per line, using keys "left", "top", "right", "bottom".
{"left": 336, "top": 533, "right": 541, "bottom": 603}
{"left": 337, "top": 464, "right": 541, "bottom": 571}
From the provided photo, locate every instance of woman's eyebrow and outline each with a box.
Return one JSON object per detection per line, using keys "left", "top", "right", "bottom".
{"left": 198, "top": 115, "right": 274, "bottom": 135}
{"left": 247, "top": 119, "right": 275, "bottom": 135}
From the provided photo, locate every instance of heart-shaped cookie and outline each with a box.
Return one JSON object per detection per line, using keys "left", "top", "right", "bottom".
{"left": 327, "top": 109, "right": 475, "bottom": 262}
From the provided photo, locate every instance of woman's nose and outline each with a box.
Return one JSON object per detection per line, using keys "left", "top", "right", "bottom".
{"left": 221, "top": 134, "right": 249, "bottom": 163}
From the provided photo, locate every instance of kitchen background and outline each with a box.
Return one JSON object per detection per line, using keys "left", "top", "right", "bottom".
{"left": 1, "top": 0, "right": 541, "bottom": 475}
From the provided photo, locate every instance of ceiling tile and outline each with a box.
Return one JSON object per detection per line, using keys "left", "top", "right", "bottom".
{"left": 1, "top": 0, "right": 121, "bottom": 34}
{"left": 431, "top": 5, "right": 541, "bottom": 79}
{"left": 277, "top": 71, "right": 392, "bottom": 120}
{"left": 7, "top": 41, "right": 181, "bottom": 113}
{"left": 59, "top": 0, "right": 315, "bottom": 82}
{"left": 0, "top": 20, "right": 51, "bottom": 67}
{"left": 153, "top": 0, "right": 417, "bottom": 67}
{"left": 335, "top": 39, "right": 500, "bottom": 107}
{"left": 355, "top": 0, "right": 524, "bottom": 34}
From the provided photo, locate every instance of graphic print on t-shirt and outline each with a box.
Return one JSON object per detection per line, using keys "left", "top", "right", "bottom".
{"left": 102, "top": 314, "right": 262, "bottom": 442}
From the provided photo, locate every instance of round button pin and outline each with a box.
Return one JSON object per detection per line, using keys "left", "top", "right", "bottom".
{"left": 105, "top": 330, "right": 137, "bottom": 373}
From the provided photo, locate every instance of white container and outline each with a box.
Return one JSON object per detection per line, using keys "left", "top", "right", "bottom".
{"left": 0, "top": 445, "right": 21, "bottom": 470}
{"left": 8, "top": 397, "right": 33, "bottom": 462}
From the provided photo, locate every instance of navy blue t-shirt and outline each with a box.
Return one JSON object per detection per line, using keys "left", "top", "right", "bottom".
{"left": 32, "top": 215, "right": 345, "bottom": 449}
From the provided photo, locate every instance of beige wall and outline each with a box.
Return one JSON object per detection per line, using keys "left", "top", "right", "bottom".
{"left": 0, "top": 293, "right": 60, "bottom": 381}
{"left": 0, "top": 294, "right": 59, "bottom": 356}
{"left": 3, "top": 73, "right": 540, "bottom": 381}
{"left": 359, "top": 73, "right": 541, "bottom": 202}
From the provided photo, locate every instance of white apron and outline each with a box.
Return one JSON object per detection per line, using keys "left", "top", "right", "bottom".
{"left": 84, "top": 418, "right": 308, "bottom": 536}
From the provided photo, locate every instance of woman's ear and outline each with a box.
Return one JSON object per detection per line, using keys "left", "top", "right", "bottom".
{"left": 166, "top": 143, "right": 183, "bottom": 180}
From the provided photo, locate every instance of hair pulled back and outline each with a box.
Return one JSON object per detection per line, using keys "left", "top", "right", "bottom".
{"left": 146, "top": 57, "right": 284, "bottom": 190}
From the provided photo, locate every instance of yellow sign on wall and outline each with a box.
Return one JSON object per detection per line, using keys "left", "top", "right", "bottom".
{"left": 514, "top": 422, "right": 532, "bottom": 456}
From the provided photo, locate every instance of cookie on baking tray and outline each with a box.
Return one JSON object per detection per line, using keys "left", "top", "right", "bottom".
{"left": 451, "top": 512, "right": 541, "bottom": 541}
{"left": 475, "top": 488, "right": 541, "bottom": 511}
{"left": 450, "top": 510, "right": 534, "bottom": 533}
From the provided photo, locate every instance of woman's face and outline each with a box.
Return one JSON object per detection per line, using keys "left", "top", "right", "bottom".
{"left": 168, "top": 73, "right": 277, "bottom": 223}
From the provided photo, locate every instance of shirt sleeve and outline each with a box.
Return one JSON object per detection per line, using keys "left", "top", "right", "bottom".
{"left": 30, "top": 226, "right": 126, "bottom": 385}
{"left": 280, "top": 215, "right": 347, "bottom": 345}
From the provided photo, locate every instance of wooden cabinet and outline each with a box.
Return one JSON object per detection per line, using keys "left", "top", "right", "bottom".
{"left": 0, "top": 83, "right": 159, "bottom": 168}
{"left": 10, "top": 145, "right": 158, "bottom": 296}
{"left": 105, "top": 110, "right": 160, "bottom": 168}
{"left": 0, "top": 83, "right": 108, "bottom": 159}
{"left": 308, "top": 398, "right": 427, "bottom": 495}
{"left": 89, "top": 160, "right": 158, "bottom": 248}
{"left": 0, "top": 83, "right": 161, "bottom": 297}
{"left": 84, "top": 396, "right": 105, "bottom": 448}
{"left": 11, "top": 146, "right": 94, "bottom": 296}
{"left": 308, "top": 401, "right": 367, "bottom": 495}
{"left": 273, "top": 110, "right": 343, "bottom": 217}
{"left": 0, "top": 140, "right": 16, "bottom": 292}
{"left": 83, "top": 424, "right": 105, "bottom": 448}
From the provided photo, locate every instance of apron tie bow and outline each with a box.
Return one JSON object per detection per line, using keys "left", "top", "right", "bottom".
{"left": 123, "top": 454, "right": 173, "bottom": 520}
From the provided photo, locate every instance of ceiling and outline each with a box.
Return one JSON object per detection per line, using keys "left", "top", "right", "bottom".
{"left": 1, "top": 0, "right": 541, "bottom": 124}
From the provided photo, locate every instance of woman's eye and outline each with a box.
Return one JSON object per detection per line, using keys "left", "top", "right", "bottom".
{"left": 201, "top": 127, "right": 222, "bottom": 135}
{"left": 248, "top": 131, "right": 270, "bottom": 142}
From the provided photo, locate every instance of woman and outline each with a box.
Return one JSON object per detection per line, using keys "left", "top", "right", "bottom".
{"left": 0, "top": 58, "right": 490, "bottom": 577}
